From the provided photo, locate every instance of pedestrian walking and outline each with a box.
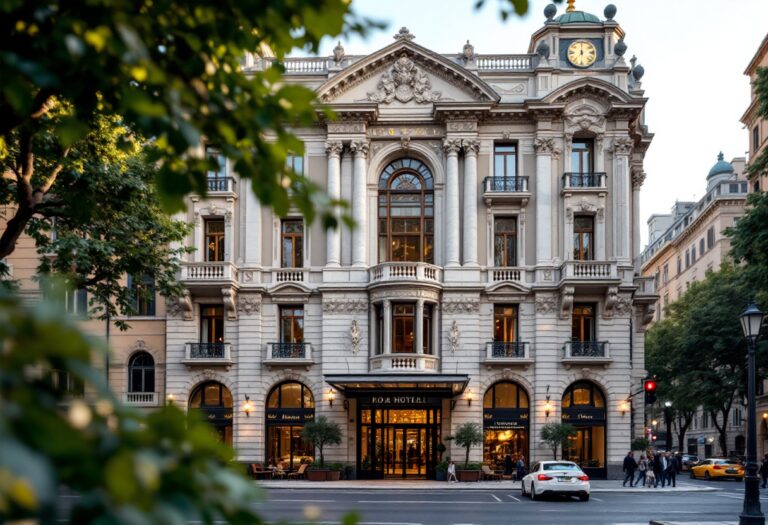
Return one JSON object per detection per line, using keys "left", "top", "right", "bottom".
{"left": 622, "top": 451, "right": 637, "bottom": 487}
{"left": 635, "top": 454, "right": 648, "bottom": 487}
{"left": 665, "top": 452, "right": 677, "bottom": 488}
{"left": 760, "top": 454, "right": 768, "bottom": 488}
{"left": 504, "top": 454, "right": 514, "bottom": 477}
{"left": 447, "top": 460, "right": 457, "bottom": 483}
{"left": 653, "top": 452, "right": 666, "bottom": 488}
{"left": 516, "top": 455, "right": 526, "bottom": 481}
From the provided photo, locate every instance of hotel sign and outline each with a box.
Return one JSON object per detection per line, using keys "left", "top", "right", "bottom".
{"left": 361, "top": 396, "right": 439, "bottom": 407}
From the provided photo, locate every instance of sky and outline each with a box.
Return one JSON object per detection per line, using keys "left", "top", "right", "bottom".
{"left": 299, "top": 0, "right": 768, "bottom": 246}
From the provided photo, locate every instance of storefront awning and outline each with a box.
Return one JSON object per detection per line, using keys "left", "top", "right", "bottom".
{"left": 324, "top": 374, "right": 470, "bottom": 397}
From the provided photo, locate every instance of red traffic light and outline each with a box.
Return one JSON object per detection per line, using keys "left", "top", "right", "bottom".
{"left": 644, "top": 379, "right": 657, "bottom": 392}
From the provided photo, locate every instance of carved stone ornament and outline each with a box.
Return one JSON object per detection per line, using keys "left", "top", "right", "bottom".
{"left": 130, "top": 339, "right": 148, "bottom": 352}
{"left": 461, "top": 40, "right": 475, "bottom": 63}
{"left": 565, "top": 104, "right": 606, "bottom": 133}
{"left": 535, "top": 294, "right": 558, "bottom": 315}
{"left": 349, "top": 140, "right": 370, "bottom": 158}
{"left": 323, "top": 298, "right": 369, "bottom": 314}
{"left": 442, "top": 298, "right": 480, "bottom": 314}
{"left": 325, "top": 140, "right": 343, "bottom": 157}
{"left": 603, "top": 286, "right": 618, "bottom": 318}
{"left": 560, "top": 286, "right": 575, "bottom": 319}
{"left": 167, "top": 290, "right": 193, "bottom": 321}
{"left": 463, "top": 139, "right": 480, "bottom": 155}
{"left": 237, "top": 295, "right": 261, "bottom": 315}
{"left": 222, "top": 288, "right": 237, "bottom": 321}
{"left": 332, "top": 41, "right": 345, "bottom": 64}
{"left": 534, "top": 137, "right": 556, "bottom": 154}
{"left": 367, "top": 53, "right": 442, "bottom": 104}
{"left": 611, "top": 136, "right": 633, "bottom": 155}
{"left": 350, "top": 320, "right": 361, "bottom": 354}
{"left": 401, "top": 134, "right": 411, "bottom": 149}
{"left": 632, "top": 169, "right": 647, "bottom": 189}
{"left": 393, "top": 27, "right": 415, "bottom": 41}
{"left": 614, "top": 295, "right": 633, "bottom": 317}
{"left": 642, "top": 304, "right": 655, "bottom": 325}
{"left": 449, "top": 321, "right": 460, "bottom": 353}
{"left": 443, "top": 138, "right": 462, "bottom": 155}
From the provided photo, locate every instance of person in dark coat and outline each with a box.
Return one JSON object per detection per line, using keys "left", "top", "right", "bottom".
{"left": 652, "top": 453, "right": 665, "bottom": 487}
{"left": 504, "top": 454, "right": 514, "bottom": 476}
{"left": 516, "top": 456, "right": 526, "bottom": 481}
{"left": 665, "top": 452, "right": 677, "bottom": 487}
{"left": 622, "top": 451, "right": 638, "bottom": 487}
{"left": 760, "top": 454, "right": 768, "bottom": 488}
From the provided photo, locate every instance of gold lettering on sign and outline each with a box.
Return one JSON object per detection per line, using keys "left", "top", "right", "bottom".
{"left": 368, "top": 126, "right": 444, "bottom": 138}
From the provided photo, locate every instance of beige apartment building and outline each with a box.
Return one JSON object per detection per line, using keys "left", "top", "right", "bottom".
{"left": 742, "top": 33, "right": 768, "bottom": 193}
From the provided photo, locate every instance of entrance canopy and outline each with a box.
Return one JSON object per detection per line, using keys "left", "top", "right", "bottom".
{"left": 324, "top": 374, "right": 469, "bottom": 397}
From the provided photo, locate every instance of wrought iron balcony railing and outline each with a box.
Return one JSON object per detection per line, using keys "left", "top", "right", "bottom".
{"left": 207, "top": 176, "right": 235, "bottom": 193}
{"left": 186, "top": 342, "right": 231, "bottom": 360}
{"left": 563, "top": 341, "right": 609, "bottom": 358}
{"left": 483, "top": 176, "right": 529, "bottom": 193}
{"left": 562, "top": 172, "right": 607, "bottom": 189}
{"left": 486, "top": 341, "right": 529, "bottom": 359}
{"left": 269, "top": 342, "right": 311, "bottom": 359}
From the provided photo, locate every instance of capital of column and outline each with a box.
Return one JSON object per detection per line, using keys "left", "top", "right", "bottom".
{"left": 534, "top": 136, "right": 557, "bottom": 155}
{"left": 610, "top": 136, "right": 633, "bottom": 156}
{"left": 325, "top": 140, "right": 344, "bottom": 158}
{"left": 462, "top": 139, "right": 480, "bottom": 156}
{"left": 632, "top": 169, "right": 646, "bottom": 189}
{"left": 443, "top": 138, "right": 462, "bottom": 156}
{"left": 350, "top": 140, "right": 370, "bottom": 159}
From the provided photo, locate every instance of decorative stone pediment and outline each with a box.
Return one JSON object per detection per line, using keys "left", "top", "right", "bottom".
{"left": 317, "top": 40, "right": 499, "bottom": 105}
{"left": 269, "top": 283, "right": 311, "bottom": 302}
{"left": 564, "top": 100, "right": 607, "bottom": 135}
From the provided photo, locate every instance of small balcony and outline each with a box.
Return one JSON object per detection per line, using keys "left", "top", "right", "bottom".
{"left": 488, "top": 267, "right": 527, "bottom": 284}
{"left": 562, "top": 172, "right": 607, "bottom": 191}
{"left": 370, "top": 353, "right": 439, "bottom": 373}
{"left": 264, "top": 342, "right": 314, "bottom": 369}
{"left": 183, "top": 342, "right": 233, "bottom": 367}
{"left": 122, "top": 392, "right": 159, "bottom": 406}
{"left": 560, "top": 260, "right": 619, "bottom": 285}
{"left": 207, "top": 176, "right": 236, "bottom": 194}
{"left": 483, "top": 341, "right": 534, "bottom": 368}
{"left": 482, "top": 176, "right": 531, "bottom": 205}
{"left": 369, "top": 262, "right": 442, "bottom": 287}
{"left": 562, "top": 341, "right": 612, "bottom": 368}
{"left": 180, "top": 262, "right": 238, "bottom": 290}
{"left": 273, "top": 268, "right": 308, "bottom": 283}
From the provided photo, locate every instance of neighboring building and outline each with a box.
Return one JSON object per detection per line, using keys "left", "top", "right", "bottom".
{"left": 640, "top": 154, "right": 748, "bottom": 456}
{"left": 2, "top": 1, "right": 657, "bottom": 479}
{"left": 742, "top": 33, "right": 768, "bottom": 193}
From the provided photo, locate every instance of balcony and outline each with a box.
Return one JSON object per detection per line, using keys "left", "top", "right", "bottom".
{"left": 122, "top": 392, "right": 159, "bottom": 406}
{"left": 183, "top": 342, "right": 233, "bottom": 368}
{"left": 273, "top": 268, "right": 308, "bottom": 283}
{"left": 370, "top": 353, "right": 439, "bottom": 373}
{"left": 264, "top": 342, "right": 314, "bottom": 369}
{"left": 369, "top": 262, "right": 442, "bottom": 287}
{"left": 207, "top": 176, "right": 236, "bottom": 194}
{"left": 482, "top": 176, "right": 531, "bottom": 205}
{"left": 561, "top": 341, "right": 612, "bottom": 368}
{"left": 562, "top": 172, "right": 607, "bottom": 191}
{"left": 180, "top": 262, "right": 238, "bottom": 290}
{"left": 560, "top": 261, "right": 620, "bottom": 288}
{"left": 483, "top": 342, "right": 533, "bottom": 369}
{"left": 488, "top": 267, "right": 527, "bottom": 284}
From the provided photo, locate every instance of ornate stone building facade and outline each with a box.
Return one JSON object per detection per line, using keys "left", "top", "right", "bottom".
{"left": 166, "top": 3, "right": 655, "bottom": 479}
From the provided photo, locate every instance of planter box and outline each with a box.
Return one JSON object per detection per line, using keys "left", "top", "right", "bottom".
{"left": 326, "top": 470, "right": 341, "bottom": 481}
{"left": 306, "top": 469, "right": 328, "bottom": 481}
{"left": 435, "top": 470, "right": 447, "bottom": 482}
{"left": 457, "top": 470, "right": 481, "bottom": 482}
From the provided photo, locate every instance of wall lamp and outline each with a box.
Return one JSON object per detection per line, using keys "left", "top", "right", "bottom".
{"left": 544, "top": 385, "right": 552, "bottom": 417}
{"left": 166, "top": 393, "right": 175, "bottom": 405}
{"left": 242, "top": 395, "right": 255, "bottom": 417}
{"left": 466, "top": 388, "right": 473, "bottom": 406}
{"left": 619, "top": 400, "right": 631, "bottom": 416}
{"left": 328, "top": 388, "right": 336, "bottom": 407}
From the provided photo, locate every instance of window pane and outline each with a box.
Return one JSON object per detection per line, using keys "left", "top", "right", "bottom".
{"left": 281, "top": 383, "right": 302, "bottom": 408}
{"left": 494, "top": 382, "right": 517, "bottom": 408}
{"left": 302, "top": 386, "right": 314, "bottom": 409}
{"left": 204, "top": 384, "right": 221, "bottom": 406}
{"left": 572, "top": 387, "right": 590, "bottom": 405}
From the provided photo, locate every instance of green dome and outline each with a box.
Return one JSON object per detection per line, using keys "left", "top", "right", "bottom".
{"left": 707, "top": 152, "right": 734, "bottom": 178}
{"left": 554, "top": 11, "right": 601, "bottom": 24}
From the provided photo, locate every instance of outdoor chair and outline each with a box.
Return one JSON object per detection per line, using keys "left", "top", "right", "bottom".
{"left": 482, "top": 465, "right": 502, "bottom": 481}
{"left": 287, "top": 463, "right": 308, "bottom": 480}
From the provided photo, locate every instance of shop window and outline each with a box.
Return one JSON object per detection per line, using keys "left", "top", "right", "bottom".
{"left": 561, "top": 381, "right": 606, "bottom": 476}
{"left": 494, "top": 217, "right": 517, "bottom": 267}
{"left": 392, "top": 304, "right": 415, "bottom": 353}
{"left": 573, "top": 216, "right": 594, "bottom": 261}
{"left": 128, "top": 352, "right": 155, "bottom": 393}
{"left": 279, "top": 305, "right": 304, "bottom": 344}
{"left": 128, "top": 274, "right": 156, "bottom": 316}
{"left": 205, "top": 219, "right": 225, "bottom": 262}
{"left": 189, "top": 381, "right": 233, "bottom": 446}
{"left": 281, "top": 219, "right": 304, "bottom": 268}
{"left": 266, "top": 381, "right": 315, "bottom": 469}
{"left": 200, "top": 305, "right": 224, "bottom": 343}
{"left": 378, "top": 158, "right": 434, "bottom": 263}
{"left": 483, "top": 381, "right": 530, "bottom": 472}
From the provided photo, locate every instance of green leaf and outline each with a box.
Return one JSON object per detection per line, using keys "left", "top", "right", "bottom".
{"left": 55, "top": 116, "right": 89, "bottom": 148}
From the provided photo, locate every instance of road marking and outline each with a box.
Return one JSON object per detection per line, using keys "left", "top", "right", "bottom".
{"left": 267, "top": 498, "right": 336, "bottom": 502}
{"left": 590, "top": 496, "right": 604, "bottom": 502}
{"left": 507, "top": 494, "right": 521, "bottom": 502}
{"left": 490, "top": 494, "right": 502, "bottom": 502}
{"left": 356, "top": 500, "right": 498, "bottom": 505}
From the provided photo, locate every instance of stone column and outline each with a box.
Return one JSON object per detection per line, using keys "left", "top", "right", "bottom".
{"left": 462, "top": 139, "right": 479, "bottom": 266}
{"left": 242, "top": 179, "right": 261, "bottom": 265}
{"left": 632, "top": 170, "right": 646, "bottom": 268}
{"left": 534, "top": 137, "right": 555, "bottom": 264}
{"left": 193, "top": 211, "right": 203, "bottom": 262}
{"left": 325, "top": 140, "right": 343, "bottom": 267}
{"left": 612, "top": 137, "right": 633, "bottom": 261}
{"left": 340, "top": 150, "right": 353, "bottom": 266}
{"left": 350, "top": 140, "right": 369, "bottom": 267}
{"left": 415, "top": 299, "right": 424, "bottom": 354}
{"left": 369, "top": 303, "right": 377, "bottom": 357}
{"left": 383, "top": 300, "right": 392, "bottom": 355}
{"left": 224, "top": 211, "right": 234, "bottom": 261}
{"left": 432, "top": 303, "right": 439, "bottom": 356}
{"left": 596, "top": 208, "right": 606, "bottom": 260}
{"left": 564, "top": 208, "right": 574, "bottom": 261}
{"left": 444, "top": 139, "right": 462, "bottom": 267}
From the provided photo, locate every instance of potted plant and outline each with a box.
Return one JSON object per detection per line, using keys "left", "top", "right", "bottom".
{"left": 453, "top": 422, "right": 484, "bottom": 482}
{"left": 437, "top": 442, "right": 447, "bottom": 461}
{"left": 435, "top": 459, "right": 449, "bottom": 482}
{"left": 300, "top": 416, "right": 342, "bottom": 481}
{"left": 540, "top": 422, "right": 576, "bottom": 460}
{"left": 326, "top": 462, "right": 344, "bottom": 481}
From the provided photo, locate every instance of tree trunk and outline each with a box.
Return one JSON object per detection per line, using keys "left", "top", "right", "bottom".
{"left": 464, "top": 445, "right": 470, "bottom": 469}
{"left": 676, "top": 413, "right": 693, "bottom": 454}
{"left": 319, "top": 444, "right": 324, "bottom": 468}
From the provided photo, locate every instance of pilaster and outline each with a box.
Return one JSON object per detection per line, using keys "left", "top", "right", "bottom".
{"left": 443, "top": 138, "right": 462, "bottom": 267}
{"left": 462, "top": 139, "right": 479, "bottom": 267}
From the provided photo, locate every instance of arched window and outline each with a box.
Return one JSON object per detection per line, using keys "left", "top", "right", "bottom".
{"left": 188, "top": 381, "right": 233, "bottom": 445}
{"left": 266, "top": 381, "right": 315, "bottom": 468}
{"left": 561, "top": 381, "right": 605, "bottom": 408}
{"left": 378, "top": 158, "right": 434, "bottom": 263}
{"left": 482, "top": 381, "right": 530, "bottom": 470}
{"left": 128, "top": 351, "right": 155, "bottom": 393}
{"left": 483, "top": 381, "right": 530, "bottom": 409}
{"left": 561, "top": 380, "right": 607, "bottom": 478}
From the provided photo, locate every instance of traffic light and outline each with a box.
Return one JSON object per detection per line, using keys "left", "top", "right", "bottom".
{"left": 644, "top": 379, "right": 657, "bottom": 405}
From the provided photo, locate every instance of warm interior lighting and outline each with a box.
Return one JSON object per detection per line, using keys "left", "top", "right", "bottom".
{"left": 166, "top": 393, "right": 175, "bottom": 404}
{"left": 242, "top": 395, "right": 255, "bottom": 417}
{"left": 763, "top": 413, "right": 768, "bottom": 420}
{"left": 466, "top": 388, "right": 473, "bottom": 406}
{"left": 619, "top": 400, "right": 630, "bottom": 415}
{"left": 328, "top": 388, "right": 336, "bottom": 407}
{"left": 544, "top": 397, "right": 553, "bottom": 417}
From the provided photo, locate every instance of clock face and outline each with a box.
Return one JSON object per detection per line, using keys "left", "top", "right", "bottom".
{"left": 567, "top": 40, "right": 597, "bottom": 68}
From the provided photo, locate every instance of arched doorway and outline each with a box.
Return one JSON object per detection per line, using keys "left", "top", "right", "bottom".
{"left": 483, "top": 381, "right": 530, "bottom": 471}
{"left": 265, "top": 381, "right": 315, "bottom": 468}
{"left": 561, "top": 380, "right": 607, "bottom": 479}
{"left": 189, "top": 381, "right": 233, "bottom": 446}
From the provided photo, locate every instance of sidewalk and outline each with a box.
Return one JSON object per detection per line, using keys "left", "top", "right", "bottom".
{"left": 256, "top": 479, "right": 717, "bottom": 492}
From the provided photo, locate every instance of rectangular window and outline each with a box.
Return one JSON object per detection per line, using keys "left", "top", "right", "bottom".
{"left": 493, "top": 144, "right": 517, "bottom": 179}
{"left": 200, "top": 305, "right": 224, "bottom": 343}
{"left": 571, "top": 304, "right": 595, "bottom": 342}
{"left": 573, "top": 215, "right": 594, "bottom": 261}
{"left": 663, "top": 264, "right": 669, "bottom": 284}
{"left": 733, "top": 409, "right": 742, "bottom": 426}
{"left": 375, "top": 304, "right": 384, "bottom": 355}
{"left": 654, "top": 271, "right": 660, "bottom": 291}
{"left": 128, "top": 274, "right": 156, "bottom": 316}
{"left": 423, "top": 304, "right": 433, "bottom": 355}
{"left": 392, "top": 304, "right": 415, "bottom": 354}
{"left": 205, "top": 145, "right": 227, "bottom": 191}
{"left": 279, "top": 305, "right": 304, "bottom": 344}
{"left": 493, "top": 305, "right": 518, "bottom": 343}
{"left": 685, "top": 250, "right": 690, "bottom": 268}
{"left": 281, "top": 219, "right": 304, "bottom": 268}
{"left": 702, "top": 412, "right": 708, "bottom": 428}
{"left": 65, "top": 288, "right": 88, "bottom": 316}
{"left": 493, "top": 217, "right": 517, "bottom": 266}
{"left": 699, "top": 238, "right": 705, "bottom": 255}
{"left": 754, "top": 126, "right": 760, "bottom": 153}
{"left": 286, "top": 153, "right": 304, "bottom": 176}
{"left": 707, "top": 227, "right": 715, "bottom": 250}
{"left": 677, "top": 257, "right": 682, "bottom": 275}
{"left": 664, "top": 294, "right": 669, "bottom": 307}
{"left": 205, "top": 219, "right": 225, "bottom": 261}
{"left": 49, "top": 370, "right": 84, "bottom": 397}
{"left": 691, "top": 245, "right": 697, "bottom": 263}
{"left": 571, "top": 140, "right": 594, "bottom": 174}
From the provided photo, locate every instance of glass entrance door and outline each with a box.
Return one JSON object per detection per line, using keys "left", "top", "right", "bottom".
{"left": 382, "top": 426, "right": 427, "bottom": 478}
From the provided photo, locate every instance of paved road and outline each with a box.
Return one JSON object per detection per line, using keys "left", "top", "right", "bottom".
{"left": 254, "top": 478, "right": 766, "bottom": 525}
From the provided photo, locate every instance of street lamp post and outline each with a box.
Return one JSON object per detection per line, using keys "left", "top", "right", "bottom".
{"left": 739, "top": 300, "right": 765, "bottom": 525}
{"left": 664, "top": 401, "right": 673, "bottom": 452}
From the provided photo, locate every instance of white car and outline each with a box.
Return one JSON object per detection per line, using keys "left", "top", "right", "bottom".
{"left": 521, "top": 460, "right": 590, "bottom": 501}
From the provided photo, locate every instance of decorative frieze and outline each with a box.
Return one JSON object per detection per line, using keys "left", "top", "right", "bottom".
{"left": 327, "top": 121, "right": 366, "bottom": 134}
{"left": 323, "top": 298, "right": 369, "bottom": 314}
{"left": 441, "top": 298, "right": 480, "bottom": 313}
{"left": 237, "top": 295, "right": 261, "bottom": 315}
{"left": 369, "top": 125, "right": 444, "bottom": 138}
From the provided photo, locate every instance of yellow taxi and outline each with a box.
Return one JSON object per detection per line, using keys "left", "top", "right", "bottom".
{"left": 689, "top": 458, "right": 744, "bottom": 481}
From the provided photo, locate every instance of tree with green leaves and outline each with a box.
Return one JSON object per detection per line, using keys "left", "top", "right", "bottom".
{"left": 727, "top": 190, "right": 768, "bottom": 302}
{"left": 300, "top": 416, "right": 343, "bottom": 468}
{"left": 540, "top": 422, "right": 576, "bottom": 460}
{"left": 453, "top": 422, "right": 483, "bottom": 469}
